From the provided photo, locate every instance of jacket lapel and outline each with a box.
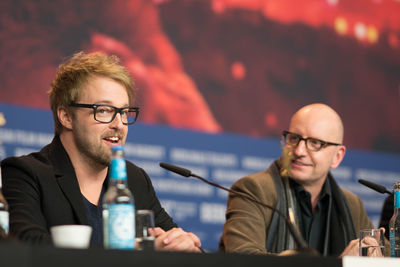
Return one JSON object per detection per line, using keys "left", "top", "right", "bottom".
{"left": 50, "top": 136, "right": 88, "bottom": 225}
{"left": 56, "top": 175, "right": 88, "bottom": 225}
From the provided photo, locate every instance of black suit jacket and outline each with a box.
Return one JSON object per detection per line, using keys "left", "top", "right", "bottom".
{"left": 1, "top": 136, "right": 176, "bottom": 244}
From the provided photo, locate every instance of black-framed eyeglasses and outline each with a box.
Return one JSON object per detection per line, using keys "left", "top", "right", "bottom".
{"left": 282, "top": 131, "right": 341, "bottom": 152}
{"left": 70, "top": 103, "right": 139, "bottom": 125}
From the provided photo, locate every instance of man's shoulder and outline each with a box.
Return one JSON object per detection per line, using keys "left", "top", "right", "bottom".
{"left": 125, "top": 160, "right": 144, "bottom": 174}
{"left": 232, "top": 168, "right": 277, "bottom": 199}
{"left": 234, "top": 163, "right": 278, "bottom": 188}
{"left": 242, "top": 170, "right": 274, "bottom": 184}
{"left": 1, "top": 145, "right": 52, "bottom": 171}
{"left": 125, "top": 160, "right": 151, "bottom": 183}
{"left": 1, "top": 146, "right": 55, "bottom": 187}
{"left": 340, "top": 187, "right": 363, "bottom": 206}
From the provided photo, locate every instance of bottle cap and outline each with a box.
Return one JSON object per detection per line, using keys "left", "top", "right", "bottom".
{"left": 111, "top": 145, "right": 124, "bottom": 152}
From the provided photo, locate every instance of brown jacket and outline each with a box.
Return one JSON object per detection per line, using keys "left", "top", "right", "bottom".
{"left": 220, "top": 169, "right": 375, "bottom": 255}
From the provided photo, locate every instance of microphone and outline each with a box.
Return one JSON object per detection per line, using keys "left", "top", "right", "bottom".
{"left": 358, "top": 179, "right": 393, "bottom": 195}
{"left": 159, "top": 162, "right": 317, "bottom": 254}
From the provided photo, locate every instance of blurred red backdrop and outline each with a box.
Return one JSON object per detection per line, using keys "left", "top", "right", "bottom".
{"left": 0, "top": 0, "right": 399, "bottom": 152}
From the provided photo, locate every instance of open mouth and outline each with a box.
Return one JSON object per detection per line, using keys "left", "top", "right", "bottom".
{"left": 103, "top": 136, "right": 121, "bottom": 145}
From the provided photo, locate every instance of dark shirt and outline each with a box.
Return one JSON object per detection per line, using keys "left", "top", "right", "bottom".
{"left": 292, "top": 178, "right": 331, "bottom": 254}
{"left": 81, "top": 184, "right": 106, "bottom": 246}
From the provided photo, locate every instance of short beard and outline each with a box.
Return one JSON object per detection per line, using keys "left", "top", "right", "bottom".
{"left": 73, "top": 131, "right": 111, "bottom": 169}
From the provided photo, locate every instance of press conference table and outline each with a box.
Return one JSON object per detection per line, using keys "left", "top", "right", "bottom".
{"left": 1, "top": 241, "right": 342, "bottom": 267}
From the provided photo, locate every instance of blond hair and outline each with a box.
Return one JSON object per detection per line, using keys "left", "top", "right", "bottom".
{"left": 49, "top": 51, "right": 135, "bottom": 135}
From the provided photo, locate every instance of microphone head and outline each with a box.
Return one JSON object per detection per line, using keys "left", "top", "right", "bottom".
{"left": 358, "top": 179, "right": 389, "bottom": 194}
{"left": 159, "top": 162, "right": 192, "bottom": 177}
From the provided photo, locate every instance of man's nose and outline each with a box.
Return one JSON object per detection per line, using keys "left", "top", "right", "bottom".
{"left": 293, "top": 139, "right": 307, "bottom": 155}
{"left": 110, "top": 112, "right": 124, "bottom": 128}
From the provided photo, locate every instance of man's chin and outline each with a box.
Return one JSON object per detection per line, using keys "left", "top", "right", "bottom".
{"left": 98, "top": 149, "right": 111, "bottom": 166}
{"left": 289, "top": 171, "right": 310, "bottom": 183}
{"left": 99, "top": 157, "right": 111, "bottom": 167}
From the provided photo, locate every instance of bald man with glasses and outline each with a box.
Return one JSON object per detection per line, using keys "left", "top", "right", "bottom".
{"left": 220, "top": 103, "right": 382, "bottom": 257}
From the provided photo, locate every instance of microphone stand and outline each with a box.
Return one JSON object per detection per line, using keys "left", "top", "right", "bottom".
{"left": 159, "top": 162, "right": 318, "bottom": 255}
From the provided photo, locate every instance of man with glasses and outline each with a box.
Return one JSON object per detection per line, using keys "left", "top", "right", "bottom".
{"left": 0, "top": 51, "right": 201, "bottom": 251}
{"left": 220, "top": 103, "right": 376, "bottom": 256}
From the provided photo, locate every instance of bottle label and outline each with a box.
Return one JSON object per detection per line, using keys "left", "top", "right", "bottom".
{"left": 390, "top": 230, "right": 395, "bottom": 257}
{"left": 0, "top": 211, "right": 9, "bottom": 234}
{"left": 395, "top": 191, "right": 400, "bottom": 208}
{"left": 110, "top": 158, "right": 127, "bottom": 181}
{"left": 106, "top": 204, "right": 135, "bottom": 249}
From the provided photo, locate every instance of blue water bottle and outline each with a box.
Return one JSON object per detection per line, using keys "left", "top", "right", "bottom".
{"left": 103, "top": 146, "right": 135, "bottom": 249}
{"left": 390, "top": 182, "right": 400, "bottom": 257}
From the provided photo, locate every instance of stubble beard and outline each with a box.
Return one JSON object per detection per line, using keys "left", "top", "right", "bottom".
{"left": 74, "top": 130, "right": 111, "bottom": 168}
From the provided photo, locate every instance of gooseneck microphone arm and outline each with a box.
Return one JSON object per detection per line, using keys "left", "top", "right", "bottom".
{"left": 159, "top": 162, "right": 315, "bottom": 254}
{"left": 358, "top": 179, "right": 393, "bottom": 195}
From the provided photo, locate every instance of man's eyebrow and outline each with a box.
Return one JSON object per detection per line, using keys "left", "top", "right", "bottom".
{"left": 92, "top": 101, "right": 130, "bottom": 107}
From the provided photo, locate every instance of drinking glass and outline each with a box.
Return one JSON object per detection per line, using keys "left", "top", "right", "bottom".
{"left": 359, "top": 229, "right": 385, "bottom": 256}
{"left": 135, "top": 210, "right": 155, "bottom": 251}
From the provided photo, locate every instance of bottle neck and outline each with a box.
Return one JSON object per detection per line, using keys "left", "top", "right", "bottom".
{"left": 109, "top": 156, "right": 127, "bottom": 185}
{"left": 109, "top": 177, "right": 128, "bottom": 187}
{"left": 394, "top": 191, "right": 400, "bottom": 209}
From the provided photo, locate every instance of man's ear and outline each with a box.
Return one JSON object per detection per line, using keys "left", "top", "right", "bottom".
{"left": 330, "top": 145, "right": 346, "bottom": 169}
{"left": 57, "top": 107, "right": 73, "bottom": 130}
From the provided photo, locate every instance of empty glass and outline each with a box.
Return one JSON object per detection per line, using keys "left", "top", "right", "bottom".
{"left": 135, "top": 210, "right": 155, "bottom": 251}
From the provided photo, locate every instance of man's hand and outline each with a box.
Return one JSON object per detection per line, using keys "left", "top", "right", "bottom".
{"left": 340, "top": 227, "right": 386, "bottom": 258}
{"left": 340, "top": 239, "right": 360, "bottom": 257}
{"left": 278, "top": 249, "right": 299, "bottom": 256}
{"left": 340, "top": 238, "right": 384, "bottom": 257}
{"left": 152, "top": 227, "right": 202, "bottom": 252}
